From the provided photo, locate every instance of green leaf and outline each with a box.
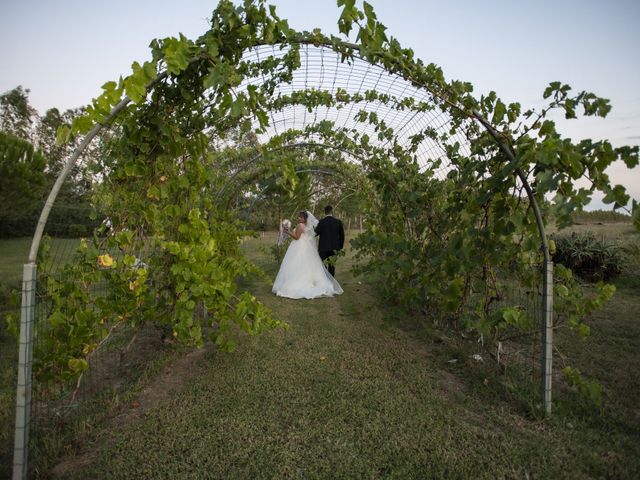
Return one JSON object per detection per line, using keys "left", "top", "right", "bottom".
{"left": 255, "top": 109, "right": 269, "bottom": 128}
{"left": 602, "top": 184, "right": 629, "bottom": 208}
{"left": 230, "top": 94, "right": 245, "bottom": 118}
{"left": 124, "top": 61, "right": 156, "bottom": 104}
{"left": 122, "top": 254, "right": 137, "bottom": 267}
{"left": 492, "top": 100, "right": 506, "bottom": 124}
{"left": 578, "top": 323, "right": 591, "bottom": 338}
{"left": 48, "top": 311, "right": 67, "bottom": 328}
{"left": 543, "top": 81, "right": 561, "bottom": 99}
{"left": 538, "top": 120, "right": 555, "bottom": 137}
{"left": 115, "top": 230, "right": 134, "bottom": 246}
{"left": 618, "top": 145, "right": 639, "bottom": 169}
{"left": 162, "top": 34, "right": 193, "bottom": 75}
{"left": 337, "top": 0, "right": 358, "bottom": 35}
{"left": 68, "top": 358, "right": 89, "bottom": 373}
{"left": 56, "top": 124, "right": 71, "bottom": 145}
{"left": 147, "top": 185, "right": 161, "bottom": 200}
{"left": 71, "top": 115, "right": 94, "bottom": 135}
{"left": 632, "top": 200, "right": 640, "bottom": 232}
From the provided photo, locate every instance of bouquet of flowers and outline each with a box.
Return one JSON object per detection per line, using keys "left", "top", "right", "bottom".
{"left": 277, "top": 219, "right": 292, "bottom": 247}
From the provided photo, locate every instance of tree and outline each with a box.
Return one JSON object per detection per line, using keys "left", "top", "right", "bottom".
{"left": 0, "top": 87, "right": 101, "bottom": 237}
{"left": 0, "top": 86, "right": 37, "bottom": 141}
{"left": 0, "top": 131, "right": 47, "bottom": 237}
{"left": 35, "top": 106, "right": 94, "bottom": 199}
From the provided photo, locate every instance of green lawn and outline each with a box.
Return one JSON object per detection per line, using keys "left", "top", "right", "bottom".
{"left": 0, "top": 237, "right": 81, "bottom": 296}
{"left": 0, "top": 238, "right": 33, "bottom": 291}
{"left": 550, "top": 223, "right": 640, "bottom": 426}
{"left": 38, "top": 229, "right": 639, "bottom": 479}
{"left": 549, "top": 221, "right": 639, "bottom": 241}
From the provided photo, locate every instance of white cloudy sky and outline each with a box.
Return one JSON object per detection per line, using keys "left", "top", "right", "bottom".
{"left": 1, "top": 0, "right": 638, "bottom": 209}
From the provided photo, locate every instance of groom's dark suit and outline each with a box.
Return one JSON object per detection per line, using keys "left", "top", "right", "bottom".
{"left": 314, "top": 215, "right": 345, "bottom": 277}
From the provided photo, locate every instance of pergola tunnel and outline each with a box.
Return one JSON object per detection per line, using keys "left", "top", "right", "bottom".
{"left": 15, "top": 0, "right": 638, "bottom": 477}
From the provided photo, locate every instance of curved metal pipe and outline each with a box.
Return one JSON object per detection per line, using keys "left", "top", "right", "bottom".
{"left": 27, "top": 71, "right": 169, "bottom": 263}
{"left": 215, "top": 140, "right": 366, "bottom": 200}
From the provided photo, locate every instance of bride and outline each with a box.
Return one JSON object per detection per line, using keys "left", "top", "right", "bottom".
{"left": 272, "top": 211, "right": 343, "bottom": 299}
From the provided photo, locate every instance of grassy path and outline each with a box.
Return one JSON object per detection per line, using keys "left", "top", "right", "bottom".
{"left": 45, "top": 235, "right": 640, "bottom": 479}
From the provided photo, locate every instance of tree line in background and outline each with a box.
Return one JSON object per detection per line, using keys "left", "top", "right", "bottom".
{"left": 0, "top": 86, "right": 364, "bottom": 240}
{"left": 0, "top": 86, "right": 97, "bottom": 238}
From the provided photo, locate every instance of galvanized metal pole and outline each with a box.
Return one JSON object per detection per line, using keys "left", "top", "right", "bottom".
{"left": 12, "top": 263, "right": 37, "bottom": 480}
{"left": 542, "top": 260, "right": 554, "bottom": 413}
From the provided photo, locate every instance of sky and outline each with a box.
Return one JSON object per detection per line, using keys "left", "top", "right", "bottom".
{"left": 1, "top": 0, "right": 638, "bottom": 210}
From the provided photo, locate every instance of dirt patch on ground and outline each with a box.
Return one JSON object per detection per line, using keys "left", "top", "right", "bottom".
{"left": 111, "top": 343, "right": 213, "bottom": 425}
{"left": 72, "top": 323, "right": 168, "bottom": 401}
{"left": 49, "top": 334, "right": 213, "bottom": 478}
{"left": 48, "top": 453, "right": 96, "bottom": 478}
{"left": 437, "top": 368, "right": 469, "bottom": 400}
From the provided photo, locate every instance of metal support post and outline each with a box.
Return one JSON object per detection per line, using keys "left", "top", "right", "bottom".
{"left": 13, "top": 263, "right": 37, "bottom": 480}
{"left": 541, "top": 260, "right": 554, "bottom": 414}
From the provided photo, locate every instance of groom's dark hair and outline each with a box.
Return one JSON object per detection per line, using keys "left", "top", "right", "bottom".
{"left": 324, "top": 205, "right": 333, "bottom": 215}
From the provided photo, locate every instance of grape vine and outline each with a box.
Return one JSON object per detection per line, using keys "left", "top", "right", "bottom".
{"left": 29, "top": 0, "right": 637, "bottom": 389}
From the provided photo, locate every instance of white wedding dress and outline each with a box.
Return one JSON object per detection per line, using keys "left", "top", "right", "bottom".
{"left": 272, "top": 212, "right": 343, "bottom": 299}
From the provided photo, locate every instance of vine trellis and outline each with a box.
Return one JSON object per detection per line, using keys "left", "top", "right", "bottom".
{"left": 12, "top": 0, "right": 638, "bottom": 477}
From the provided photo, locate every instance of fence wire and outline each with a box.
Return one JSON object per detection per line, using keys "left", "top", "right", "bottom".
{"left": 491, "top": 261, "right": 544, "bottom": 383}
{"left": 0, "top": 203, "right": 169, "bottom": 478}
{"left": 1, "top": 292, "right": 20, "bottom": 478}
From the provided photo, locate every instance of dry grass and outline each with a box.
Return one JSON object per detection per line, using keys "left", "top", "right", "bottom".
{"left": 549, "top": 221, "right": 638, "bottom": 241}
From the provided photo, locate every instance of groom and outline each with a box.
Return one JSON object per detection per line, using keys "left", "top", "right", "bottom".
{"left": 314, "top": 205, "right": 345, "bottom": 278}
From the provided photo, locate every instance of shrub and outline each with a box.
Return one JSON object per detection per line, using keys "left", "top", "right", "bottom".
{"left": 551, "top": 233, "right": 625, "bottom": 281}
{"left": 622, "top": 240, "right": 640, "bottom": 269}
{"left": 68, "top": 223, "right": 88, "bottom": 238}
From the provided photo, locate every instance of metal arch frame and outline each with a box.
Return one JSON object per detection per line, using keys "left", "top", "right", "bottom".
{"left": 223, "top": 42, "right": 474, "bottom": 180}
{"left": 16, "top": 35, "right": 554, "bottom": 478}
{"left": 215, "top": 141, "right": 363, "bottom": 220}
{"left": 25, "top": 40, "right": 551, "bottom": 271}
{"left": 13, "top": 69, "right": 167, "bottom": 480}
{"left": 215, "top": 140, "right": 368, "bottom": 203}
{"left": 248, "top": 168, "right": 358, "bottom": 222}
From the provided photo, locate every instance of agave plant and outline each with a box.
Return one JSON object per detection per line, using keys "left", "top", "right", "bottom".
{"left": 551, "top": 233, "right": 626, "bottom": 281}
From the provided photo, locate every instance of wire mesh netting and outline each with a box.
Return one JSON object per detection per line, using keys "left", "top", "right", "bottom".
{"left": 28, "top": 230, "right": 173, "bottom": 469}
{"left": 491, "top": 260, "right": 544, "bottom": 377}
{"left": 233, "top": 44, "right": 473, "bottom": 178}
{"left": 1, "top": 203, "right": 90, "bottom": 477}
{"left": 1, "top": 292, "right": 20, "bottom": 478}
{"left": 0, "top": 203, "right": 175, "bottom": 477}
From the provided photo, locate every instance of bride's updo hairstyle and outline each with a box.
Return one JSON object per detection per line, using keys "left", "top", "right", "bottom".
{"left": 298, "top": 211, "right": 308, "bottom": 223}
